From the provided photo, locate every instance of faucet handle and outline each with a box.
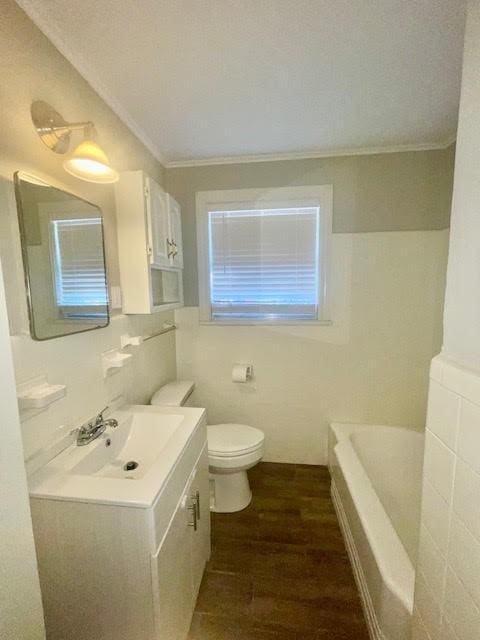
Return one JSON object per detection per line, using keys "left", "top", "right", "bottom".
{"left": 95, "top": 406, "right": 109, "bottom": 424}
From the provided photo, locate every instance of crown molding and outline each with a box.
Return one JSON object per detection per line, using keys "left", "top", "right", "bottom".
{"left": 17, "top": 0, "right": 457, "bottom": 171}
{"left": 16, "top": 0, "right": 166, "bottom": 166}
{"left": 164, "top": 139, "right": 456, "bottom": 169}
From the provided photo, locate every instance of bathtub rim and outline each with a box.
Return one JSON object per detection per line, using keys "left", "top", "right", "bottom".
{"left": 329, "top": 421, "right": 418, "bottom": 616}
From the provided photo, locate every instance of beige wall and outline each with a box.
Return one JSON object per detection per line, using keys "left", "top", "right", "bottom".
{"left": 0, "top": 0, "right": 163, "bottom": 287}
{"left": 166, "top": 146, "right": 454, "bottom": 464}
{"left": 165, "top": 147, "right": 454, "bottom": 306}
{"left": 0, "top": 0, "right": 455, "bottom": 468}
{"left": 0, "top": 0, "right": 176, "bottom": 461}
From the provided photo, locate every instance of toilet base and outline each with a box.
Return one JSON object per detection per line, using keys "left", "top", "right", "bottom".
{"left": 209, "top": 469, "right": 252, "bottom": 513}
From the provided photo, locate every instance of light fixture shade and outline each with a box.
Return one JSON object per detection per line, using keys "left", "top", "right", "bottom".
{"left": 63, "top": 140, "right": 119, "bottom": 184}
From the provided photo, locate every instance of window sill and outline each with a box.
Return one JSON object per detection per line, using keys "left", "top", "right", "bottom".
{"left": 199, "top": 319, "right": 333, "bottom": 327}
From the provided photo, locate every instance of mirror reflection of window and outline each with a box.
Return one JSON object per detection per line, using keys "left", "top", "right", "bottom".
{"left": 51, "top": 217, "right": 108, "bottom": 318}
{"left": 14, "top": 172, "right": 109, "bottom": 340}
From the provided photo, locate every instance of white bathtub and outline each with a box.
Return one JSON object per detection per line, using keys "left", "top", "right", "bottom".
{"left": 328, "top": 422, "right": 424, "bottom": 640}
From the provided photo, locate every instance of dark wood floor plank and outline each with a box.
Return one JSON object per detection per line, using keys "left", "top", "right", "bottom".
{"left": 194, "top": 571, "right": 253, "bottom": 621}
{"left": 189, "top": 462, "right": 368, "bottom": 639}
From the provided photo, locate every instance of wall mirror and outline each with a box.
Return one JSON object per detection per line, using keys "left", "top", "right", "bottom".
{"left": 14, "top": 171, "right": 109, "bottom": 340}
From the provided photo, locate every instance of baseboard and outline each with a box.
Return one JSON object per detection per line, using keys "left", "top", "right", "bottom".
{"left": 331, "top": 479, "right": 386, "bottom": 640}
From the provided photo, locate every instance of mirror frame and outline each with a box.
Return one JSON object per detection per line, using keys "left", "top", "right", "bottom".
{"left": 14, "top": 171, "right": 110, "bottom": 341}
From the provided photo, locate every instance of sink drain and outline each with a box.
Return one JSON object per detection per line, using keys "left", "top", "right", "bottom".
{"left": 123, "top": 460, "right": 139, "bottom": 472}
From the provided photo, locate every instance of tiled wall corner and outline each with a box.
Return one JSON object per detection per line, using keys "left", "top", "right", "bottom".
{"left": 413, "top": 355, "right": 480, "bottom": 640}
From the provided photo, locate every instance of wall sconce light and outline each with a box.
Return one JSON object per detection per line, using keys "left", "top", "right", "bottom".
{"left": 31, "top": 100, "right": 119, "bottom": 184}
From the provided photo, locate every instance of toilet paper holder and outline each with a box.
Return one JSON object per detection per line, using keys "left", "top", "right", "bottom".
{"left": 232, "top": 363, "right": 253, "bottom": 382}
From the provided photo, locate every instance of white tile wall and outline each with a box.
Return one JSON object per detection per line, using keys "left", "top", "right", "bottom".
{"left": 411, "top": 607, "right": 432, "bottom": 640}
{"left": 453, "top": 459, "right": 480, "bottom": 541}
{"left": 423, "top": 431, "right": 456, "bottom": 502}
{"left": 175, "top": 230, "right": 449, "bottom": 464}
{"left": 440, "top": 618, "right": 460, "bottom": 640}
{"left": 426, "top": 380, "right": 460, "bottom": 450}
{"left": 457, "top": 400, "right": 480, "bottom": 475}
{"left": 443, "top": 569, "right": 480, "bottom": 640}
{"left": 414, "top": 355, "right": 480, "bottom": 640}
{"left": 448, "top": 515, "right": 480, "bottom": 609}
{"left": 417, "top": 524, "right": 446, "bottom": 597}
{"left": 414, "top": 569, "right": 443, "bottom": 639}
{"left": 12, "top": 311, "right": 177, "bottom": 461}
{"left": 420, "top": 477, "right": 451, "bottom": 554}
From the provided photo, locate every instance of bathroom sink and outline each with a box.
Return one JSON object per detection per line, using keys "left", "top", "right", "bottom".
{"left": 71, "top": 411, "right": 185, "bottom": 479}
{"left": 28, "top": 405, "right": 206, "bottom": 507}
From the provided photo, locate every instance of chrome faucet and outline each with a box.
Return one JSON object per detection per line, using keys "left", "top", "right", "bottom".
{"left": 76, "top": 407, "right": 119, "bottom": 446}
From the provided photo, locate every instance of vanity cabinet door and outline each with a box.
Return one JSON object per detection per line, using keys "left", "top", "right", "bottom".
{"left": 167, "top": 195, "right": 183, "bottom": 269}
{"left": 146, "top": 177, "right": 171, "bottom": 269}
{"left": 151, "top": 493, "right": 193, "bottom": 640}
{"left": 190, "top": 448, "right": 211, "bottom": 599}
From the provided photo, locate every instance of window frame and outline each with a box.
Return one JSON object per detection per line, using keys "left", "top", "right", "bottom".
{"left": 196, "top": 185, "right": 333, "bottom": 325}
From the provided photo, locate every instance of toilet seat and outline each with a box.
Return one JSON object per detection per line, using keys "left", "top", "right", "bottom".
{"left": 149, "top": 383, "right": 265, "bottom": 512}
{"left": 207, "top": 423, "right": 264, "bottom": 457}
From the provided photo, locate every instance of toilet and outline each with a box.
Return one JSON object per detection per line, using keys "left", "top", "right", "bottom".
{"left": 150, "top": 381, "right": 265, "bottom": 512}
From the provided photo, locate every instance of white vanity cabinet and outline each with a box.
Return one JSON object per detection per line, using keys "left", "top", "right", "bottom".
{"left": 30, "top": 414, "right": 210, "bottom": 640}
{"left": 152, "top": 453, "right": 210, "bottom": 640}
{"left": 115, "top": 171, "right": 184, "bottom": 313}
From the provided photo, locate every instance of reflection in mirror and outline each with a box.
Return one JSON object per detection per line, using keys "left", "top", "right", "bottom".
{"left": 14, "top": 172, "right": 109, "bottom": 340}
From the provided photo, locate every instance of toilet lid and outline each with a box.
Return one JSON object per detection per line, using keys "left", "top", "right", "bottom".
{"left": 208, "top": 423, "right": 264, "bottom": 456}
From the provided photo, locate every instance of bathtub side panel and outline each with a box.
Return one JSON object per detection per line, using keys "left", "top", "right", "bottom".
{"left": 329, "top": 423, "right": 415, "bottom": 640}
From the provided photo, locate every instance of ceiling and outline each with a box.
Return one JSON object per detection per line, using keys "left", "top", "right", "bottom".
{"left": 18, "top": 0, "right": 466, "bottom": 166}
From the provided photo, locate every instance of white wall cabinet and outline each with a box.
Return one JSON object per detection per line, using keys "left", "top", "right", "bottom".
{"left": 167, "top": 194, "right": 184, "bottom": 269}
{"left": 147, "top": 178, "right": 171, "bottom": 268}
{"left": 115, "top": 171, "right": 184, "bottom": 313}
{"left": 31, "top": 425, "right": 210, "bottom": 640}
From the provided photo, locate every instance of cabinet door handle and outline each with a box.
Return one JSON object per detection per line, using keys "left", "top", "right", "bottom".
{"left": 166, "top": 239, "right": 173, "bottom": 258}
{"left": 194, "top": 490, "right": 200, "bottom": 520}
{"left": 187, "top": 502, "right": 197, "bottom": 531}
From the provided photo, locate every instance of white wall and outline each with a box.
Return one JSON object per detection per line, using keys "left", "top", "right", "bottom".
{"left": 0, "top": 1, "right": 176, "bottom": 461}
{"left": 176, "top": 229, "right": 449, "bottom": 464}
{"left": 14, "top": 311, "right": 176, "bottom": 462}
{"left": 412, "top": 3, "right": 480, "bottom": 639}
{"left": 0, "top": 258, "right": 45, "bottom": 640}
{"left": 412, "top": 356, "right": 480, "bottom": 640}
{"left": 0, "top": 175, "right": 176, "bottom": 462}
{"left": 442, "top": 0, "right": 480, "bottom": 371}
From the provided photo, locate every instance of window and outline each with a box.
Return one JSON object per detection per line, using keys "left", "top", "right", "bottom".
{"left": 197, "top": 186, "right": 332, "bottom": 324}
{"left": 51, "top": 217, "right": 108, "bottom": 317}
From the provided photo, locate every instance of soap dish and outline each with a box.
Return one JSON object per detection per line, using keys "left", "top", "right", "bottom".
{"left": 102, "top": 348, "right": 133, "bottom": 378}
{"left": 17, "top": 376, "right": 67, "bottom": 413}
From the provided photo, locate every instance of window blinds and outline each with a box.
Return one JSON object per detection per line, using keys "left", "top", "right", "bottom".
{"left": 51, "top": 218, "right": 108, "bottom": 309}
{"left": 208, "top": 207, "right": 320, "bottom": 321}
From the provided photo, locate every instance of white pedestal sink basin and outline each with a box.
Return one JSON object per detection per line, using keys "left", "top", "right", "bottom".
{"left": 29, "top": 404, "right": 206, "bottom": 507}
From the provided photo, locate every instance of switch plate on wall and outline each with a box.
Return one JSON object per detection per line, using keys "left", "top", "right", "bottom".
{"left": 110, "top": 286, "right": 123, "bottom": 310}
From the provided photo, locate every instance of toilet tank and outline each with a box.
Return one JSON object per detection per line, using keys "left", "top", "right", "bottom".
{"left": 150, "top": 381, "right": 195, "bottom": 407}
